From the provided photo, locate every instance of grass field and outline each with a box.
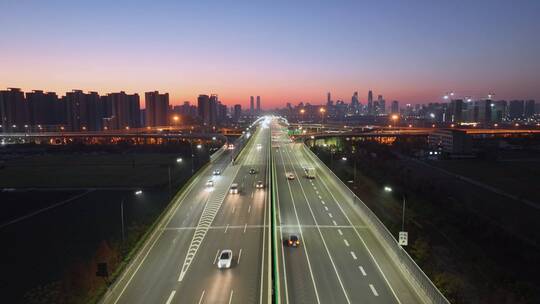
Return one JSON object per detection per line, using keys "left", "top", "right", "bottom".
{"left": 0, "top": 153, "right": 197, "bottom": 188}
{"left": 430, "top": 159, "right": 540, "bottom": 203}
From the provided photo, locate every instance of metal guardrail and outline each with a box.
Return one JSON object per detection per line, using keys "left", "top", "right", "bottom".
{"left": 302, "top": 145, "right": 450, "bottom": 304}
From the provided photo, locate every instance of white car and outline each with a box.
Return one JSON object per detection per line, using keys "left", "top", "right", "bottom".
{"left": 230, "top": 183, "right": 239, "bottom": 194}
{"left": 256, "top": 144, "right": 262, "bottom": 150}
{"left": 286, "top": 172, "right": 295, "bottom": 180}
{"left": 256, "top": 180, "right": 264, "bottom": 189}
{"left": 213, "top": 169, "right": 221, "bottom": 175}
{"left": 206, "top": 180, "right": 214, "bottom": 187}
{"left": 217, "top": 249, "right": 233, "bottom": 269}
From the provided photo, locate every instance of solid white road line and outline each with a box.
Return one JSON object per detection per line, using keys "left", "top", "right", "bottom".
{"left": 243, "top": 223, "right": 247, "bottom": 233}
{"left": 337, "top": 229, "right": 343, "bottom": 236}
{"left": 166, "top": 290, "right": 176, "bottom": 304}
{"left": 198, "top": 290, "right": 206, "bottom": 304}
{"left": 359, "top": 266, "right": 367, "bottom": 276}
{"left": 350, "top": 251, "right": 357, "bottom": 260}
{"left": 302, "top": 145, "right": 403, "bottom": 303}
{"left": 229, "top": 289, "right": 234, "bottom": 304}
{"left": 213, "top": 249, "right": 220, "bottom": 264}
{"left": 224, "top": 224, "right": 229, "bottom": 233}
{"left": 369, "top": 284, "right": 379, "bottom": 296}
{"left": 344, "top": 239, "right": 349, "bottom": 247}
{"left": 284, "top": 147, "right": 350, "bottom": 304}
{"left": 238, "top": 249, "right": 243, "bottom": 265}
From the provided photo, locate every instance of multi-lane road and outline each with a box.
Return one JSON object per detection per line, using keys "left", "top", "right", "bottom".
{"left": 103, "top": 125, "right": 272, "bottom": 304}
{"left": 103, "top": 117, "right": 431, "bottom": 304}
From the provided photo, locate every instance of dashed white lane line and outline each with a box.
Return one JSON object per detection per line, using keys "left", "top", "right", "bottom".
{"left": 359, "top": 266, "right": 367, "bottom": 276}
{"left": 238, "top": 249, "right": 243, "bottom": 265}
{"left": 248, "top": 205, "right": 251, "bottom": 213}
{"left": 321, "top": 200, "right": 325, "bottom": 205}
{"left": 313, "top": 186, "right": 317, "bottom": 190}
{"left": 166, "top": 290, "right": 176, "bottom": 304}
{"left": 328, "top": 213, "right": 333, "bottom": 218}
{"left": 251, "top": 192, "right": 254, "bottom": 198}
{"left": 324, "top": 206, "right": 329, "bottom": 211}
{"left": 369, "top": 284, "right": 379, "bottom": 296}
{"left": 243, "top": 223, "right": 247, "bottom": 233}
{"left": 337, "top": 229, "right": 343, "bottom": 236}
{"left": 344, "top": 239, "right": 350, "bottom": 247}
{"left": 232, "top": 206, "right": 236, "bottom": 214}
{"left": 228, "top": 289, "right": 234, "bottom": 304}
{"left": 318, "top": 195, "right": 322, "bottom": 199}
{"left": 224, "top": 224, "right": 229, "bottom": 233}
{"left": 213, "top": 249, "right": 220, "bottom": 264}
{"left": 332, "top": 220, "right": 338, "bottom": 226}
{"left": 198, "top": 290, "right": 206, "bottom": 304}
{"left": 350, "top": 251, "right": 357, "bottom": 260}
{"left": 316, "top": 190, "right": 319, "bottom": 195}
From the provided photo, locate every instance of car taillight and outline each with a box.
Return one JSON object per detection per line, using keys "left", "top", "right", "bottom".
{"left": 296, "top": 241, "right": 300, "bottom": 244}
{"left": 288, "top": 240, "right": 292, "bottom": 245}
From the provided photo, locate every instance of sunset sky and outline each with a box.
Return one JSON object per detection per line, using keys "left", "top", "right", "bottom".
{"left": 1, "top": 0, "right": 539, "bottom": 109}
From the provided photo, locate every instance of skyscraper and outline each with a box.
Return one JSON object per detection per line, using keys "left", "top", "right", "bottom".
{"left": 0, "top": 88, "right": 27, "bottom": 132}
{"left": 26, "top": 90, "right": 59, "bottom": 126}
{"left": 351, "top": 92, "right": 359, "bottom": 112}
{"left": 250, "top": 96, "right": 255, "bottom": 116}
{"left": 524, "top": 100, "right": 536, "bottom": 118}
{"left": 256, "top": 96, "right": 261, "bottom": 114}
{"left": 145, "top": 91, "right": 169, "bottom": 127}
{"left": 197, "top": 94, "right": 211, "bottom": 125}
{"left": 508, "top": 100, "right": 524, "bottom": 120}
{"left": 367, "top": 90, "right": 373, "bottom": 115}
{"left": 327, "top": 92, "right": 332, "bottom": 105}
{"left": 106, "top": 91, "right": 140, "bottom": 129}
{"left": 233, "top": 104, "right": 242, "bottom": 122}
{"left": 391, "top": 100, "right": 400, "bottom": 114}
{"left": 449, "top": 99, "right": 463, "bottom": 122}
{"left": 65, "top": 90, "right": 100, "bottom": 131}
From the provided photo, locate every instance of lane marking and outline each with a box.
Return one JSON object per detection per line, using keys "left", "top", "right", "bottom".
{"left": 228, "top": 289, "right": 234, "bottom": 304}
{"left": 324, "top": 206, "right": 329, "bottom": 211}
{"left": 328, "top": 213, "right": 333, "bottom": 218}
{"left": 198, "top": 290, "right": 206, "bottom": 304}
{"left": 238, "top": 249, "right": 243, "bottom": 265}
{"left": 316, "top": 190, "right": 319, "bottom": 195}
{"left": 166, "top": 290, "right": 176, "bottom": 304}
{"left": 359, "top": 266, "right": 367, "bottom": 276}
{"left": 369, "top": 284, "right": 379, "bottom": 296}
{"left": 232, "top": 206, "right": 236, "bottom": 214}
{"left": 351, "top": 251, "right": 357, "bottom": 260}
{"left": 283, "top": 147, "right": 349, "bottom": 304}
{"left": 243, "top": 223, "right": 247, "bottom": 233}
{"left": 278, "top": 146, "right": 318, "bottom": 303}
{"left": 224, "top": 224, "right": 229, "bottom": 233}
{"left": 313, "top": 186, "right": 317, "bottom": 190}
{"left": 337, "top": 229, "right": 343, "bottom": 236}
{"left": 344, "top": 239, "right": 349, "bottom": 247}
{"left": 332, "top": 220, "right": 338, "bottom": 226}
{"left": 321, "top": 200, "right": 325, "bottom": 205}
{"left": 213, "top": 249, "right": 220, "bottom": 264}
{"left": 301, "top": 145, "right": 403, "bottom": 303}
{"left": 251, "top": 192, "right": 254, "bottom": 198}
{"left": 248, "top": 205, "right": 251, "bottom": 213}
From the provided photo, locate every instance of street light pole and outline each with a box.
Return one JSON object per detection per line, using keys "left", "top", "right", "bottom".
{"left": 402, "top": 195, "right": 406, "bottom": 231}
{"left": 120, "top": 198, "right": 125, "bottom": 243}
{"left": 168, "top": 165, "right": 172, "bottom": 200}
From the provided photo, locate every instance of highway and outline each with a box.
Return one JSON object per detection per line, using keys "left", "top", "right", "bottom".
{"left": 102, "top": 117, "right": 439, "bottom": 304}
{"left": 272, "top": 120, "right": 423, "bottom": 304}
{"left": 102, "top": 125, "right": 271, "bottom": 304}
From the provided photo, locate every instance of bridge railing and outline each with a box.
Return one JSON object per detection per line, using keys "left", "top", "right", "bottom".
{"left": 302, "top": 145, "right": 450, "bottom": 304}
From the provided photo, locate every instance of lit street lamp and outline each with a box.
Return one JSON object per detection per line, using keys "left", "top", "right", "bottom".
{"left": 384, "top": 186, "right": 407, "bottom": 243}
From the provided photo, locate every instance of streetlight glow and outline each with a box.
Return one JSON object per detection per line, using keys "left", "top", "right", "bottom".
{"left": 135, "top": 190, "right": 143, "bottom": 195}
{"left": 384, "top": 186, "right": 393, "bottom": 192}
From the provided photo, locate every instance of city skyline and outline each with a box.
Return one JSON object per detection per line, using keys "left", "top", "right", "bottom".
{"left": 2, "top": 0, "right": 539, "bottom": 108}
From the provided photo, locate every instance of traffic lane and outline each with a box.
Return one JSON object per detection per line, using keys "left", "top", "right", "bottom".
{"left": 276, "top": 148, "right": 349, "bottom": 303}
{"left": 172, "top": 213, "right": 264, "bottom": 303}
{"left": 115, "top": 229, "right": 197, "bottom": 304}
{"left": 298, "top": 145, "right": 423, "bottom": 303}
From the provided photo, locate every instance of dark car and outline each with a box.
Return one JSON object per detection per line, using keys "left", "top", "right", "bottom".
{"left": 249, "top": 168, "right": 257, "bottom": 174}
{"left": 287, "top": 234, "right": 300, "bottom": 247}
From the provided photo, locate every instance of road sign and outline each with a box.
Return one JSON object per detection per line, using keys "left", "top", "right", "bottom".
{"left": 399, "top": 231, "right": 408, "bottom": 246}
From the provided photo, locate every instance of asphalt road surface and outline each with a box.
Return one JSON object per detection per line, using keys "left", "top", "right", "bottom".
{"left": 103, "top": 125, "right": 271, "bottom": 304}
{"left": 272, "top": 121, "right": 422, "bottom": 304}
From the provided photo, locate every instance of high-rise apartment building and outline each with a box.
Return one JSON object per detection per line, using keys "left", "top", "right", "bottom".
{"left": 233, "top": 104, "right": 242, "bottom": 122}
{"left": 391, "top": 100, "right": 400, "bottom": 114}
{"left": 524, "top": 100, "right": 536, "bottom": 118}
{"left": 250, "top": 96, "right": 255, "bottom": 116}
{"left": 145, "top": 91, "right": 169, "bottom": 127}
{"left": 0, "top": 88, "right": 28, "bottom": 132}
{"left": 508, "top": 100, "right": 524, "bottom": 120}
{"left": 256, "top": 96, "right": 261, "bottom": 114}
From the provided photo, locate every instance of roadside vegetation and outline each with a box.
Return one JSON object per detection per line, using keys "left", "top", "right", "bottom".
{"left": 310, "top": 137, "right": 540, "bottom": 304}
